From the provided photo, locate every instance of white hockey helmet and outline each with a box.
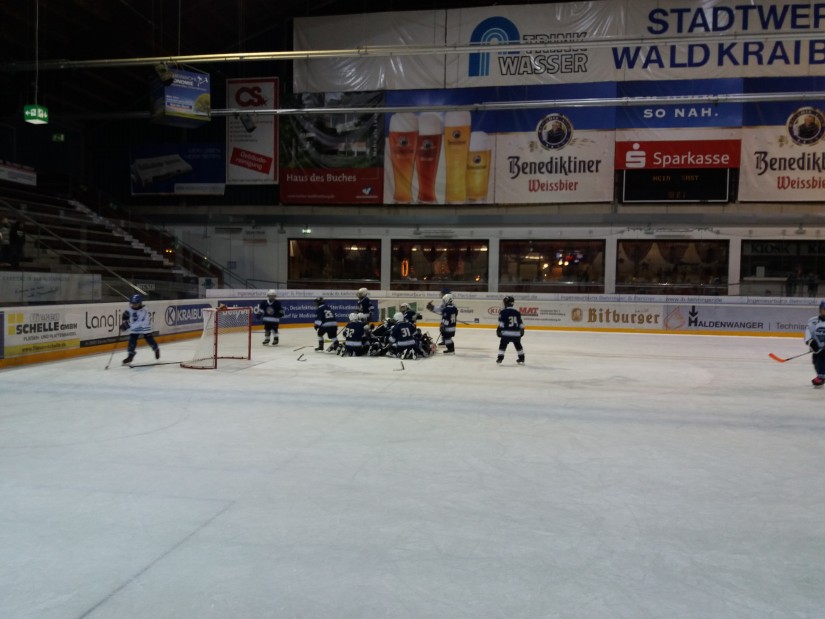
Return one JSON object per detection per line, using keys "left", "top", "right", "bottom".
{"left": 393, "top": 312, "right": 404, "bottom": 322}
{"left": 349, "top": 312, "right": 359, "bottom": 322}
{"left": 400, "top": 303, "right": 410, "bottom": 311}
{"left": 442, "top": 293, "right": 453, "bottom": 305}
{"left": 267, "top": 289, "right": 277, "bottom": 300}
{"left": 357, "top": 287, "right": 369, "bottom": 299}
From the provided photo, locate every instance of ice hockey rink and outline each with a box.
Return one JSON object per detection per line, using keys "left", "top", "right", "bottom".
{"left": 2, "top": 327, "right": 824, "bottom": 619}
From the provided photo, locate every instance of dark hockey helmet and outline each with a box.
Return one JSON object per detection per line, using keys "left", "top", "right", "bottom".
{"left": 315, "top": 296, "right": 324, "bottom": 305}
{"left": 820, "top": 299, "right": 825, "bottom": 311}
{"left": 503, "top": 295, "right": 515, "bottom": 307}
{"left": 129, "top": 294, "right": 143, "bottom": 306}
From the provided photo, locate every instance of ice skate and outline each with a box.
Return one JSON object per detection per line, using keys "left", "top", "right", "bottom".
{"left": 813, "top": 376, "right": 824, "bottom": 387}
{"left": 517, "top": 357, "right": 525, "bottom": 365}
{"left": 315, "top": 344, "right": 325, "bottom": 351}
{"left": 154, "top": 348, "right": 160, "bottom": 360}
{"left": 122, "top": 352, "right": 135, "bottom": 365}
{"left": 496, "top": 356, "right": 503, "bottom": 364}
{"left": 262, "top": 337, "right": 270, "bottom": 345}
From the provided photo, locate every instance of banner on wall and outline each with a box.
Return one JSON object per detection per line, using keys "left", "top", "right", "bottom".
{"left": 382, "top": 83, "right": 616, "bottom": 205}
{"left": 295, "top": 1, "right": 825, "bottom": 92}
{"left": 293, "top": 10, "right": 447, "bottom": 93}
{"left": 150, "top": 67, "right": 211, "bottom": 128}
{"left": 615, "top": 78, "right": 742, "bottom": 203}
{"left": 738, "top": 84, "right": 825, "bottom": 201}
{"left": 226, "top": 78, "right": 279, "bottom": 185}
{"left": 279, "top": 92, "right": 384, "bottom": 204}
{"left": 129, "top": 144, "right": 226, "bottom": 195}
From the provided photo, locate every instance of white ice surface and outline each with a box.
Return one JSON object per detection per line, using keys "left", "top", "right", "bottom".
{"left": 1, "top": 328, "right": 824, "bottom": 619}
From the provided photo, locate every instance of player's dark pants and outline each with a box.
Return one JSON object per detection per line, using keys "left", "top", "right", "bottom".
{"left": 497, "top": 336, "right": 524, "bottom": 360}
{"left": 128, "top": 333, "right": 158, "bottom": 354}
{"left": 317, "top": 325, "right": 337, "bottom": 341}
{"left": 812, "top": 350, "right": 825, "bottom": 375}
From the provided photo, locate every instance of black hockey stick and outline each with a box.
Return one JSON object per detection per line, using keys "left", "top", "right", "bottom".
{"left": 104, "top": 332, "right": 123, "bottom": 370}
{"left": 128, "top": 361, "right": 182, "bottom": 368}
{"left": 769, "top": 350, "right": 813, "bottom": 363}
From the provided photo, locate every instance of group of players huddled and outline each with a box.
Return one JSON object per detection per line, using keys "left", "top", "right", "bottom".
{"left": 248, "top": 286, "right": 526, "bottom": 363}
{"left": 307, "top": 287, "right": 526, "bottom": 364}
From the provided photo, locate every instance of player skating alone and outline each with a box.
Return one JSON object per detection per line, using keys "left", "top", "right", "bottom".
{"left": 254, "top": 289, "right": 284, "bottom": 345}
{"left": 427, "top": 293, "right": 458, "bottom": 354}
{"left": 314, "top": 296, "right": 339, "bottom": 352}
{"left": 120, "top": 294, "right": 160, "bottom": 364}
{"left": 496, "top": 295, "right": 525, "bottom": 365}
{"left": 804, "top": 300, "right": 825, "bottom": 386}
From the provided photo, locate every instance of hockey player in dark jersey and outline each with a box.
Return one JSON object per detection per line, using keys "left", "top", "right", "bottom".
{"left": 388, "top": 312, "right": 421, "bottom": 359}
{"left": 343, "top": 312, "right": 370, "bottom": 356}
{"left": 400, "top": 302, "right": 422, "bottom": 325}
{"left": 804, "top": 300, "right": 825, "bottom": 386}
{"left": 313, "top": 296, "right": 339, "bottom": 352}
{"left": 254, "top": 289, "right": 284, "bottom": 345}
{"left": 355, "top": 287, "right": 372, "bottom": 322}
{"left": 426, "top": 293, "right": 458, "bottom": 354}
{"left": 496, "top": 295, "right": 525, "bottom": 365}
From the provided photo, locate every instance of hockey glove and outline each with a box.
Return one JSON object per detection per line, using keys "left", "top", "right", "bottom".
{"left": 810, "top": 339, "right": 820, "bottom": 353}
{"left": 119, "top": 321, "right": 129, "bottom": 332}
{"left": 416, "top": 313, "right": 423, "bottom": 321}
{"left": 426, "top": 301, "right": 435, "bottom": 311}
{"left": 314, "top": 324, "right": 319, "bottom": 332}
{"left": 496, "top": 328, "right": 502, "bottom": 338}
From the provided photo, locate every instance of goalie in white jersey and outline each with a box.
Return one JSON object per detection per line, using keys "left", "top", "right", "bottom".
{"left": 120, "top": 294, "right": 160, "bottom": 365}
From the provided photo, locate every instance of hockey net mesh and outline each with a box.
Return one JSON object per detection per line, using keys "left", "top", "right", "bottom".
{"left": 181, "top": 307, "right": 252, "bottom": 369}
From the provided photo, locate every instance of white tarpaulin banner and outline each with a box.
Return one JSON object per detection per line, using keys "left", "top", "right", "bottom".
{"left": 294, "top": 1, "right": 825, "bottom": 92}
{"left": 293, "top": 10, "right": 447, "bottom": 93}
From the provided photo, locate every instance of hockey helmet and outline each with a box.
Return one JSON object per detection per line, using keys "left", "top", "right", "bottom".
{"left": 393, "top": 312, "right": 404, "bottom": 322}
{"left": 349, "top": 312, "right": 359, "bottom": 322}
{"left": 314, "top": 296, "right": 324, "bottom": 305}
{"left": 440, "top": 287, "right": 451, "bottom": 295}
{"left": 129, "top": 294, "right": 143, "bottom": 306}
{"left": 267, "top": 289, "right": 277, "bottom": 300}
{"left": 400, "top": 302, "right": 410, "bottom": 311}
{"left": 442, "top": 293, "right": 453, "bottom": 306}
{"left": 357, "top": 287, "right": 369, "bottom": 299}
{"left": 819, "top": 300, "right": 825, "bottom": 311}
{"left": 503, "top": 295, "right": 515, "bottom": 308}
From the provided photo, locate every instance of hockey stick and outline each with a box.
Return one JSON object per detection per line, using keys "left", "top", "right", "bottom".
{"left": 297, "top": 353, "right": 306, "bottom": 362}
{"left": 293, "top": 346, "right": 310, "bottom": 352}
{"left": 768, "top": 350, "right": 813, "bottom": 363}
{"left": 128, "top": 361, "right": 182, "bottom": 368}
{"left": 393, "top": 360, "right": 405, "bottom": 371}
{"left": 104, "top": 332, "right": 123, "bottom": 370}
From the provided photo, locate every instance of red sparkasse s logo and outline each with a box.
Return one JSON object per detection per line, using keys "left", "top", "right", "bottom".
{"left": 616, "top": 140, "right": 740, "bottom": 170}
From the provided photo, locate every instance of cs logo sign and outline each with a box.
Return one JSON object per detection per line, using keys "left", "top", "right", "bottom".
{"left": 234, "top": 86, "right": 266, "bottom": 108}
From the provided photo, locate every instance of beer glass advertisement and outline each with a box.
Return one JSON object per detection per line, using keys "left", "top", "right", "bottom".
{"left": 738, "top": 78, "right": 825, "bottom": 202}
{"left": 279, "top": 92, "right": 384, "bottom": 205}
{"left": 383, "top": 83, "right": 615, "bottom": 205}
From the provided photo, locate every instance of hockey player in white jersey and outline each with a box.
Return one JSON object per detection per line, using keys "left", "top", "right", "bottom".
{"left": 120, "top": 294, "right": 160, "bottom": 364}
{"left": 804, "top": 300, "right": 825, "bottom": 386}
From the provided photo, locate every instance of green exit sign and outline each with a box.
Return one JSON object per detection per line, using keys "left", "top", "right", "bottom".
{"left": 24, "top": 104, "right": 49, "bottom": 125}
{"left": 51, "top": 133, "right": 65, "bottom": 142}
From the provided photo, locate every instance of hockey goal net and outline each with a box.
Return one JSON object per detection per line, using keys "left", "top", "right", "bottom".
{"left": 181, "top": 307, "right": 252, "bottom": 369}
